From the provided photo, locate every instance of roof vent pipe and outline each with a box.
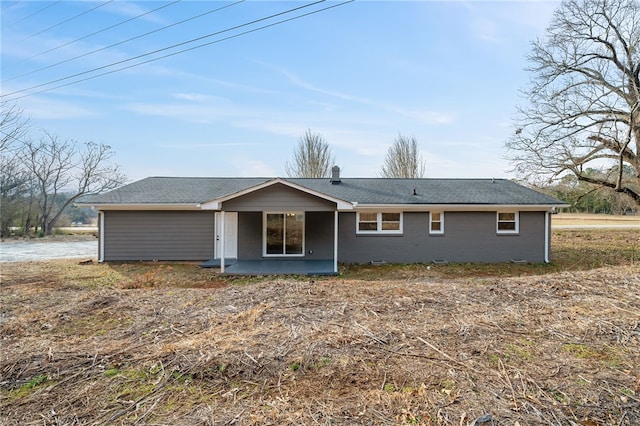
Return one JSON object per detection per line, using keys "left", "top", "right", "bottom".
{"left": 331, "top": 165, "right": 341, "bottom": 184}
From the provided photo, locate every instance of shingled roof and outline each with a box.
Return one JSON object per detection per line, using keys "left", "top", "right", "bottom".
{"left": 79, "top": 176, "right": 566, "bottom": 207}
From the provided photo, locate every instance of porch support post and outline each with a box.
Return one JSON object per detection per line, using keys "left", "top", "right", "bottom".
{"left": 220, "top": 211, "right": 226, "bottom": 273}
{"left": 334, "top": 210, "right": 338, "bottom": 273}
{"left": 98, "top": 211, "right": 104, "bottom": 263}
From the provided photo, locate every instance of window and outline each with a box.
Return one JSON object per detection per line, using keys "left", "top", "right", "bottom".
{"left": 429, "top": 211, "right": 444, "bottom": 234}
{"left": 356, "top": 212, "right": 402, "bottom": 234}
{"left": 358, "top": 212, "right": 378, "bottom": 231}
{"left": 497, "top": 211, "right": 519, "bottom": 234}
{"left": 264, "top": 212, "right": 304, "bottom": 256}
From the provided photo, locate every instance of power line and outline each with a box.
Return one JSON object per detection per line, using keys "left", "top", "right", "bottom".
{"left": 3, "top": 0, "right": 323, "bottom": 97}
{"left": 21, "top": 0, "right": 182, "bottom": 64}
{"left": 10, "top": 1, "right": 61, "bottom": 25}
{"left": 4, "top": 0, "right": 244, "bottom": 83}
{"left": 22, "top": 0, "right": 114, "bottom": 41}
{"left": 2, "top": 2, "right": 23, "bottom": 11}
{"left": 2, "top": 0, "right": 355, "bottom": 102}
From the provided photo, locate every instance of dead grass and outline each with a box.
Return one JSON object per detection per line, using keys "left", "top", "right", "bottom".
{"left": 1, "top": 230, "right": 638, "bottom": 425}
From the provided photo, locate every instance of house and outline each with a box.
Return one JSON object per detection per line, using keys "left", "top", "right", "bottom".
{"left": 77, "top": 167, "right": 568, "bottom": 274}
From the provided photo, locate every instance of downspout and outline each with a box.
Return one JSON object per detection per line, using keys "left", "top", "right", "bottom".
{"left": 98, "top": 211, "right": 104, "bottom": 263}
{"left": 220, "top": 211, "right": 226, "bottom": 274}
{"left": 334, "top": 211, "right": 339, "bottom": 273}
{"left": 544, "top": 211, "right": 550, "bottom": 263}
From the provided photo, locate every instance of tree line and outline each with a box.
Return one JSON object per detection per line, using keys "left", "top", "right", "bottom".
{"left": 537, "top": 169, "right": 637, "bottom": 214}
{"left": 0, "top": 102, "right": 125, "bottom": 237}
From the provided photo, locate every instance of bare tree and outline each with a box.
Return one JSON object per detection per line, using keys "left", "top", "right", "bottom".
{"left": 380, "top": 134, "right": 426, "bottom": 178}
{"left": 21, "top": 131, "right": 126, "bottom": 235}
{"left": 286, "top": 129, "right": 335, "bottom": 178}
{"left": 1, "top": 101, "right": 29, "bottom": 152}
{"left": 506, "top": 0, "right": 640, "bottom": 205}
{"left": 1, "top": 102, "right": 32, "bottom": 236}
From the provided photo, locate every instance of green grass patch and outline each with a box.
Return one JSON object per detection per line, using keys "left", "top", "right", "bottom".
{"left": 5, "top": 374, "right": 50, "bottom": 400}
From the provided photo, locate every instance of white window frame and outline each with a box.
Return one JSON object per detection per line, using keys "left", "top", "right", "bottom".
{"left": 496, "top": 211, "right": 519, "bottom": 234}
{"left": 429, "top": 211, "right": 444, "bottom": 235}
{"left": 356, "top": 212, "right": 403, "bottom": 235}
{"left": 263, "top": 212, "right": 305, "bottom": 257}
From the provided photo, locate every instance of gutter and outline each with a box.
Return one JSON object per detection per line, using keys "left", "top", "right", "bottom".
{"left": 76, "top": 203, "right": 203, "bottom": 211}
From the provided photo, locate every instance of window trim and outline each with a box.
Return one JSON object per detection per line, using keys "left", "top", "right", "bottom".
{"left": 429, "top": 211, "right": 444, "bottom": 235}
{"left": 356, "top": 212, "right": 403, "bottom": 235}
{"left": 496, "top": 211, "right": 519, "bottom": 234}
{"left": 263, "top": 211, "right": 305, "bottom": 257}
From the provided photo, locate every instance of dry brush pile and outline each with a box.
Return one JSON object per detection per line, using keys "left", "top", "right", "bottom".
{"left": 1, "top": 258, "right": 638, "bottom": 425}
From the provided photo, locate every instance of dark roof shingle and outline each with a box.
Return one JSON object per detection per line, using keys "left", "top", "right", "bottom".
{"left": 79, "top": 176, "right": 566, "bottom": 206}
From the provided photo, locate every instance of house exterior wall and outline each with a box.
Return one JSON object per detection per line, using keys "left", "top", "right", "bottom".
{"left": 237, "top": 212, "right": 262, "bottom": 259}
{"left": 237, "top": 211, "right": 334, "bottom": 260}
{"left": 221, "top": 183, "right": 336, "bottom": 211}
{"left": 99, "top": 208, "right": 548, "bottom": 264}
{"left": 337, "top": 211, "right": 547, "bottom": 263}
{"left": 102, "top": 211, "right": 214, "bottom": 261}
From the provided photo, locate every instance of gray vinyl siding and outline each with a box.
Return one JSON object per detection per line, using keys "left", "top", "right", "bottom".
{"left": 305, "top": 212, "right": 335, "bottom": 259}
{"left": 337, "top": 211, "right": 547, "bottom": 263}
{"left": 237, "top": 212, "right": 262, "bottom": 259}
{"left": 237, "top": 211, "right": 334, "bottom": 260}
{"left": 101, "top": 208, "right": 548, "bottom": 264}
{"left": 222, "top": 183, "right": 336, "bottom": 211}
{"left": 103, "top": 211, "right": 214, "bottom": 261}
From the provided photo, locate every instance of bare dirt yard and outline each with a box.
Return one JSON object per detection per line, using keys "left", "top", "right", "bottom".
{"left": 1, "top": 230, "right": 639, "bottom": 425}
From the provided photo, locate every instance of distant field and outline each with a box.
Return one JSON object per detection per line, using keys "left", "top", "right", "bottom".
{"left": 552, "top": 213, "right": 639, "bottom": 227}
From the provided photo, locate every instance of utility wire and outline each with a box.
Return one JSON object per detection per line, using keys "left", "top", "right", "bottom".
{"left": 2, "top": 0, "right": 354, "bottom": 102}
{"left": 2, "top": 2, "right": 23, "bottom": 11}
{"left": 4, "top": 0, "right": 244, "bottom": 82}
{"left": 20, "top": 0, "right": 182, "bottom": 64}
{"left": 10, "top": 1, "right": 61, "bottom": 25}
{"left": 2, "top": 0, "right": 324, "bottom": 98}
{"left": 22, "top": 0, "right": 113, "bottom": 41}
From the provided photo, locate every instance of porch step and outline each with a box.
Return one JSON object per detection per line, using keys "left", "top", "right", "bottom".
{"left": 199, "top": 258, "right": 237, "bottom": 268}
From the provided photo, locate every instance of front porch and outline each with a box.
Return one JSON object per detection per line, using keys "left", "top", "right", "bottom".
{"left": 200, "top": 258, "right": 337, "bottom": 275}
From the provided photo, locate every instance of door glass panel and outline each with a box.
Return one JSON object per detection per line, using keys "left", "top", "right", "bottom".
{"left": 285, "top": 213, "right": 304, "bottom": 255}
{"left": 266, "top": 214, "right": 284, "bottom": 254}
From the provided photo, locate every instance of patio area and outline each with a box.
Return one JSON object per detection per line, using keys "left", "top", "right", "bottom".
{"left": 201, "top": 259, "right": 337, "bottom": 275}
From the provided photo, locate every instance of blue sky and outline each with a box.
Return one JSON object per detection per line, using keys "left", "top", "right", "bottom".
{"left": 1, "top": 0, "right": 558, "bottom": 182}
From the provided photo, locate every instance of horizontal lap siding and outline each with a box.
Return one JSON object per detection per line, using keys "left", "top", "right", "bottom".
{"left": 237, "top": 212, "right": 262, "bottom": 259}
{"left": 305, "top": 212, "right": 334, "bottom": 259}
{"left": 338, "top": 211, "right": 546, "bottom": 263}
{"left": 222, "top": 183, "right": 335, "bottom": 211}
{"left": 104, "top": 211, "right": 214, "bottom": 261}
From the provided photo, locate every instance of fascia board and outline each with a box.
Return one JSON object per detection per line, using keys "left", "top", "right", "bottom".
{"left": 201, "top": 178, "right": 355, "bottom": 211}
{"left": 79, "top": 203, "right": 202, "bottom": 211}
{"left": 354, "top": 204, "right": 569, "bottom": 212}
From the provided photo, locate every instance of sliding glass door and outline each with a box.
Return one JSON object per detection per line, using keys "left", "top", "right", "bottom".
{"left": 265, "top": 212, "right": 304, "bottom": 256}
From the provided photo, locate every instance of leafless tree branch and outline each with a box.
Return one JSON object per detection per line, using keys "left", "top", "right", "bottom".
{"left": 285, "top": 130, "right": 335, "bottom": 178}
{"left": 506, "top": 0, "right": 640, "bottom": 205}
{"left": 379, "top": 134, "right": 426, "bottom": 178}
